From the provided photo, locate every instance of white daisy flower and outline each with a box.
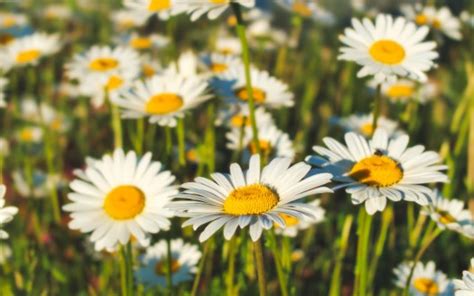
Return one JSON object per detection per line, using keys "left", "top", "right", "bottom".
{"left": 16, "top": 126, "right": 43, "bottom": 144}
{"left": 164, "top": 51, "right": 200, "bottom": 78}
{"left": 111, "top": 9, "right": 148, "bottom": 31}
{"left": 200, "top": 53, "right": 242, "bottom": 79}
{"left": 454, "top": 258, "right": 474, "bottom": 296}
{"left": 1, "top": 32, "right": 61, "bottom": 68}
{"left": 42, "top": 4, "right": 73, "bottom": 21}
{"left": 169, "top": 154, "right": 333, "bottom": 242}
{"left": 274, "top": 200, "right": 325, "bottom": 237}
{"left": 226, "top": 123, "right": 295, "bottom": 160}
{"left": 402, "top": 5, "right": 462, "bottom": 40}
{"left": 124, "top": 0, "right": 181, "bottom": 20}
{"left": 339, "top": 14, "right": 438, "bottom": 83}
{"left": 374, "top": 78, "right": 435, "bottom": 104}
{"left": 0, "top": 185, "right": 18, "bottom": 240}
{"left": 0, "top": 77, "right": 7, "bottom": 108}
{"left": 0, "top": 12, "right": 28, "bottom": 29}
{"left": 215, "top": 36, "right": 241, "bottom": 56}
{"left": 121, "top": 32, "right": 170, "bottom": 51}
{"left": 113, "top": 72, "right": 211, "bottom": 127}
{"left": 177, "top": 0, "right": 255, "bottom": 22}
{"left": 423, "top": 190, "right": 474, "bottom": 239}
{"left": 276, "top": 0, "right": 335, "bottom": 25}
{"left": 307, "top": 129, "right": 448, "bottom": 215}
{"left": 333, "top": 113, "right": 402, "bottom": 138}
{"left": 140, "top": 54, "right": 162, "bottom": 78}
{"left": 136, "top": 239, "right": 201, "bottom": 287}
{"left": 215, "top": 104, "right": 274, "bottom": 129}
{"left": 393, "top": 261, "right": 453, "bottom": 296}
{"left": 247, "top": 19, "right": 288, "bottom": 50}
{"left": 63, "top": 149, "right": 177, "bottom": 251}
{"left": 13, "top": 169, "right": 63, "bottom": 199}
{"left": 217, "top": 66, "right": 294, "bottom": 109}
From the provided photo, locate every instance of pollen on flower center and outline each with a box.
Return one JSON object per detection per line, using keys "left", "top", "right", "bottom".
{"left": 210, "top": 63, "right": 228, "bottom": 73}
{"left": 369, "top": 40, "right": 406, "bottom": 65}
{"left": 436, "top": 209, "right": 457, "bottom": 224}
{"left": 387, "top": 84, "right": 415, "bottom": 98}
{"left": 349, "top": 155, "right": 403, "bottom": 187}
{"left": 415, "top": 14, "right": 428, "bottom": 25}
{"left": 148, "top": 0, "right": 171, "bottom": 11}
{"left": 223, "top": 184, "right": 279, "bottom": 216}
{"left": 360, "top": 123, "right": 374, "bottom": 136}
{"left": 103, "top": 185, "right": 145, "bottom": 220}
{"left": 413, "top": 278, "right": 439, "bottom": 295}
{"left": 16, "top": 49, "right": 41, "bottom": 63}
{"left": 155, "top": 259, "right": 181, "bottom": 275}
{"left": 89, "top": 57, "right": 119, "bottom": 72}
{"left": 145, "top": 93, "right": 184, "bottom": 115}
{"left": 235, "top": 87, "right": 266, "bottom": 103}
{"left": 248, "top": 140, "right": 272, "bottom": 156}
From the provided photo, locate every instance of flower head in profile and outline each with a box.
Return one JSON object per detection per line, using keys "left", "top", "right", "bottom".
{"left": 124, "top": 0, "right": 180, "bottom": 20}
{"left": 333, "top": 113, "right": 402, "bottom": 139}
{"left": 178, "top": 0, "right": 255, "bottom": 21}
{"left": 339, "top": 14, "right": 438, "bottom": 83}
{"left": 1, "top": 32, "right": 61, "bottom": 68}
{"left": 113, "top": 72, "right": 211, "bottom": 127}
{"left": 111, "top": 9, "right": 148, "bottom": 31}
{"left": 0, "top": 12, "right": 28, "bottom": 29}
{"left": 63, "top": 149, "right": 177, "bottom": 251}
{"left": 307, "top": 129, "right": 448, "bottom": 215}
{"left": 16, "top": 126, "right": 43, "bottom": 144}
{"left": 276, "top": 0, "right": 335, "bottom": 25}
{"left": 0, "top": 185, "right": 18, "bottom": 240}
{"left": 214, "top": 36, "right": 241, "bottom": 56}
{"left": 200, "top": 53, "right": 242, "bottom": 79}
{"left": 169, "top": 154, "right": 332, "bottom": 242}
{"left": 274, "top": 200, "right": 325, "bottom": 237}
{"left": 136, "top": 239, "right": 201, "bottom": 287}
{"left": 454, "top": 258, "right": 474, "bottom": 295}
{"left": 393, "top": 261, "right": 453, "bottom": 296}
{"left": 423, "top": 190, "right": 474, "bottom": 239}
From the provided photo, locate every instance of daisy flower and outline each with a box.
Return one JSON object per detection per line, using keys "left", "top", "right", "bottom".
{"left": 13, "top": 169, "right": 63, "bottom": 199}
{"left": 111, "top": 9, "right": 148, "bottom": 31}
{"left": 63, "top": 149, "right": 177, "bottom": 251}
{"left": 393, "top": 261, "right": 453, "bottom": 296}
{"left": 274, "top": 200, "right": 325, "bottom": 237}
{"left": 113, "top": 73, "right": 211, "bottom": 127}
{"left": 247, "top": 19, "right": 288, "bottom": 50}
{"left": 422, "top": 190, "right": 474, "bottom": 239}
{"left": 122, "top": 33, "right": 170, "bottom": 51}
{"left": 276, "top": 0, "right": 335, "bottom": 25}
{"left": 307, "top": 129, "right": 448, "bottom": 215}
{"left": 0, "top": 185, "right": 18, "bottom": 240}
{"left": 0, "top": 12, "right": 28, "bottom": 29}
{"left": 164, "top": 51, "right": 199, "bottom": 78}
{"left": 124, "top": 0, "right": 185, "bottom": 20}
{"left": 169, "top": 154, "right": 333, "bottom": 242}
{"left": 178, "top": 0, "right": 255, "bottom": 22}
{"left": 215, "top": 104, "right": 273, "bottom": 129}
{"left": 454, "top": 258, "right": 474, "bottom": 296}
{"left": 200, "top": 53, "right": 242, "bottom": 79}
{"left": 333, "top": 113, "right": 402, "bottom": 138}
{"left": 42, "top": 4, "right": 73, "bottom": 21}
{"left": 339, "top": 14, "right": 438, "bottom": 83}
{"left": 215, "top": 36, "right": 241, "bottom": 55}
{"left": 2, "top": 32, "right": 61, "bottom": 68}
{"left": 16, "top": 126, "right": 43, "bottom": 144}
{"left": 140, "top": 54, "right": 162, "bottom": 78}
{"left": 136, "top": 239, "right": 201, "bottom": 287}
{"left": 376, "top": 79, "right": 435, "bottom": 104}
{"left": 218, "top": 66, "right": 294, "bottom": 109}
{"left": 0, "top": 78, "right": 7, "bottom": 108}
{"left": 226, "top": 123, "right": 295, "bottom": 160}
{"left": 402, "top": 5, "right": 462, "bottom": 40}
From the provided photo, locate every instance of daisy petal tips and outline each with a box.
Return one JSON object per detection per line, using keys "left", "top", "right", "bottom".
{"left": 168, "top": 154, "right": 333, "bottom": 242}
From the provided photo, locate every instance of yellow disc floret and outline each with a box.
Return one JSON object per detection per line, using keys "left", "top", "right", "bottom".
{"left": 223, "top": 184, "right": 279, "bottom": 215}
{"left": 104, "top": 185, "right": 145, "bottom": 220}
{"left": 349, "top": 155, "right": 403, "bottom": 187}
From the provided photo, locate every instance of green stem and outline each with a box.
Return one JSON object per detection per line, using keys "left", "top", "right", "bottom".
{"left": 329, "top": 214, "right": 353, "bottom": 296}
{"left": 371, "top": 84, "right": 382, "bottom": 135}
{"left": 231, "top": 4, "right": 261, "bottom": 156}
{"left": 110, "top": 100, "right": 123, "bottom": 149}
{"left": 354, "top": 209, "right": 373, "bottom": 296}
{"left": 191, "top": 239, "right": 212, "bottom": 296}
{"left": 253, "top": 239, "right": 267, "bottom": 296}
{"left": 267, "top": 231, "right": 289, "bottom": 296}
{"left": 166, "top": 237, "right": 173, "bottom": 294}
{"left": 45, "top": 133, "right": 61, "bottom": 223}
{"left": 226, "top": 236, "right": 237, "bottom": 296}
{"left": 119, "top": 245, "right": 129, "bottom": 296}
{"left": 134, "top": 118, "right": 144, "bottom": 155}
{"left": 177, "top": 118, "right": 185, "bottom": 167}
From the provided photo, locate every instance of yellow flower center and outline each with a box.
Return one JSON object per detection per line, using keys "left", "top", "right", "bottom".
{"left": 415, "top": 14, "right": 428, "bottom": 25}
{"left": 145, "top": 93, "right": 184, "bottom": 115}
{"left": 19, "top": 129, "right": 34, "bottom": 141}
{"left": 211, "top": 63, "right": 228, "bottom": 73}
{"left": 235, "top": 87, "right": 266, "bottom": 103}
{"left": 386, "top": 84, "right": 415, "bottom": 98}
{"left": 2, "top": 16, "right": 16, "bottom": 28}
{"left": 223, "top": 184, "right": 279, "bottom": 216}
{"left": 432, "top": 19, "right": 441, "bottom": 29}
{"left": 130, "top": 37, "right": 152, "bottom": 49}
{"left": 186, "top": 149, "right": 198, "bottom": 162}
{"left": 89, "top": 57, "right": 119, "bottom": 72}
{"left": 219, "top": 47, "right": 234, "bottom": 55}
{"left": 227, "top": 15, "right": 237, "bottom": 26}
{"left": 369, "top": 40, "right": 406, "bottom": 65}
{"left": 105, "top": 75, "right": 124, "bottom": 91}
{"left": 0, "top": 33, "right": 14, "bottom": 45}
{"left": 292, "top": 2, "right": 312, "bottom": 17}
{"left": 103, "top": 185, "right": 145, "bottom": 220}
{"left": 248, "top": 140, "right": 272, "bottom": 156}
{"left": 435, "top": 209, "right": 457, "bottom": 224}
{"left": 210, "top": 0, "right": 228, "bottom": 4}
{"left": 143, "top": 64, "right": 156, "bottom": 77}
{"left": 349, "top": 155, "right": 403, "bottom": 187}
{"left": 16, "top": 49, "right": 41, "bottom": 64}
{"left": 155, "top": 259, "right": 181, "bottom": 275}
{"left": 50, "top": 118, "right": 63, "bottom": 131}
{"left": 360, "top": 123, "right": 374, "bottom": 136}
{"left": 413, "top": 278, "right": 439, "bottom": 295}
{"left": 148, "top": 0, "right": 171, "bottom": 11}
{"left": 230, "top": 114, "right": 250, "bottom": 128}
{"left": 277, "top": 213, "right": 299, "bottom": 227}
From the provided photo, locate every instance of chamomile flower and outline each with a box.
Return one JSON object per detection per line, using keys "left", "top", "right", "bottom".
{"left": 402, "top": 5, "right": 462, "bottom": 40}
{"left": 124, "top": 0, "right": 180, "bottom": 20}
{"left": 113, "top": 73, "right": 211, "bottom": 127}
{"left": 226, "top": 123, "right": 295, "bottom": 160}
{"left": 307, "top": 129, "right": 448, "bottom": 215}
{"left": 215, "top": 36, "right": 241, "bottom": 55}
{"left": 178, "top": 0, "right": 255, "bottom": 22}
{"left": 140, "top": 54, "right": 162, "bottom": 78}
{"left": 423, "top": 190, "right": 474, "bottom": 239}
{"left": 136, "top": 239, "right": 201, "bottom": 287}
{"left": 0, "top": 78, "right": 7, "bottom": 108}
{"left": 2, "top": 32, "right": 61, "bottom": 67}
{"left": 0, "top": 185, "right": 18, "bottom": 240}
{"left": 247, "top": 19, "right": 287, "bottom": 50}
{"left": 339, "top": 14, "right": 438, "bottom": 83}
{"left": 454, "top": 258, "right": 474, "bottom": 296}
{"left": 334, "top": 113, "right": 402, "bottom": 138}
{"left": 111, "top": 9, "right": 147, "bottom": 31}
{"left": 0, "top": 12, "right": 28, "bottom": 29}
{"left": 200, "top": 53, "right": 241, "bottom": 79}
{"left": 220, "top": 66, "right": 294, "bottom": 109}
{"left": 165, "top": 51, "right": 199, "bottom": 78}
{"left": 122, "top": 33, "right": 170, "bottom": 51}
{"left": 393, "top": 261, "right": 453, "bottom": 296}
{"left": 169, "top": 154, "right": 333, "bottom": 242}
{"left": 276, "top": 0, "right": 335, "bottom": 25}
{"left": 63, "top": 149, "right": 177, "bottom": 251}
{"left": 42, "top": 4, "right": 72, "bottom": 21}
{"left": 274, "top": 200, "right": 325, "bottom": 237}
{"left": 378, "top": 79, "right": 436, "bottom": 104}
{"left": 16, "top": 126, "right": 43, "bottom": 144}
{"left": 215, "top": 104, "right": 273, "bottom": 129}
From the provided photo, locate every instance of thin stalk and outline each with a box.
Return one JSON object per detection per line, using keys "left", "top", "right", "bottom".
{"left": 177, "top": 118, "right": 185, "bottom": 167}
{"left": 126, "top": 242, "right": 133, "bottom": 296}
{"left": 329, "top": 214, "right": 353, "bottom": 296}
{"left": 191, "top": 239, "right": 212, "bottom": 296}
{"left": 45, "top": 133, "right": 61, "bottom": 223}
{"left": 166, "top": 237, "right": 173, "bottom": 294}
{"left": 353, "top": 209, "right": 373, "bottom": 296}
{"left": 266, "top": 231, "right": 289, "bottom": 296}
{"left": 253, "top": 239, "right": 267, "bottom": 296}
{"left": 226, "top": 236, "right": 238, "bottom": 296}
{"left": 119, "top": 245, "right": 129, "bottom": 296}
{"left": 231, "top": 3, "right": 261, "bottom": 156}
{"left": 371, "top": 84, "right": 382, "bottom": 135}
{"left": 110, "top": 99, "right": 123, "bottom": 149}
{"left": 134, "top": 118, "right": 145, "bottom": 155}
